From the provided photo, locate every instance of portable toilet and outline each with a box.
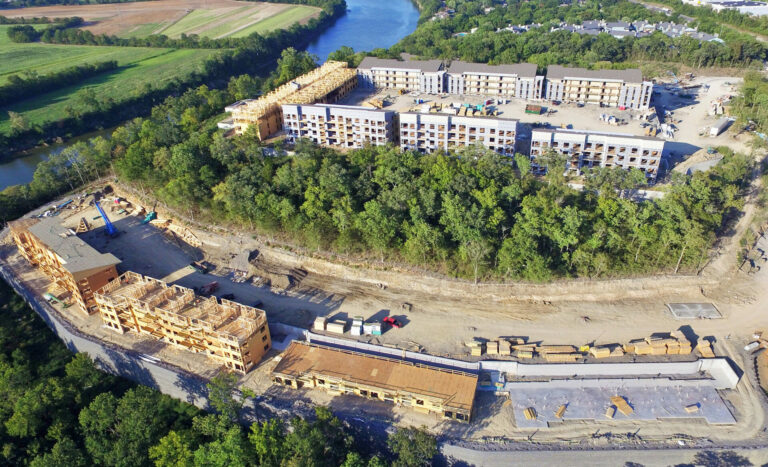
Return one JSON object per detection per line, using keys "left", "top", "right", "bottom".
{"left": 351, "top": 316, "right": 363, "bottom": 336}
{"left": 363, "top": 322, "right": 382, "bottom": 336}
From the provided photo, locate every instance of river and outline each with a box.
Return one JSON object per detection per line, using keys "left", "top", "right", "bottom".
{"left": 306, "top": 0, "right": 420, "bottom": 61}
{"left": 0, "top": 0, "right": 421, "bottom": 191}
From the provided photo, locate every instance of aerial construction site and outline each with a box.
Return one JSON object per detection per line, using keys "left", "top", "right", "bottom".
{"left": 1, "top": 61, "right": 768, "bottom": 455}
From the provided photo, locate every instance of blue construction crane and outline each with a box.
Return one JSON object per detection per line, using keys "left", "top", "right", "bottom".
{"left": 95, "top": 200, "right": 119, "bottom": 237}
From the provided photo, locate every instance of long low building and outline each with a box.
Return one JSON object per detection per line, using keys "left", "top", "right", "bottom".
{"left": 529, "top": 128, "right": 664, "bottom": 179}
{"left": 9, "top": 217, "right": 120, "bottom": 315}
{"left": 544, "top": 65, "right": 652, "bottom": 110}
{"left": 95, "top": 272, "right": 271, "bottom": 374}
{"left": 282, "top": 104, "right": 395, "bottom": 149}
{"left": 356, "top": 58, "right": 651, "bottom": 109}
{"left": 272, "top": 341, "right": 477, "bottom": 422}
{"left": 399, "top": 112, "right": 518, "bottom": 155}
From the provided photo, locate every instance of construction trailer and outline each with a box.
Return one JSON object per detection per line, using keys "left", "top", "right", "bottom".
{"left": 225, "top": 61, "right": 358, "bottom": 140}
{"left": 273, "top": 341, "right": 477, "bottom": 422}
{"left": 8, "top": 218, "right": 120, "bottom": 315}
{"left": 95, "top": 272, "right": 271, "bottom": 374}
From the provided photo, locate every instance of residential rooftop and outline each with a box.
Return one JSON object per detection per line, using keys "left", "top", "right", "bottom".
{"left": 447, "top": 60, "right": 539, "bottom": 78}
{"left": 532, "top": 127, "right": 665, "bottom": 142}
{"left": 22, "top": 217, "right": 120, "bottom": 274}
{"left": 358, "top": 57, "right": 444, "bottom": 73}
{"left": 546, "top": 65, "right": 644, "bottom": 83}
{"left": 273, "top": 341, "right": 478, "bottom": 412}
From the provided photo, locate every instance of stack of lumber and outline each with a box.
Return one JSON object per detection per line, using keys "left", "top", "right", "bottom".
{"left": 624, "top": 332, "right": 695, "bottom": 356}
{"left": 524, "top": 407, "right": 537, "bottom": 420}
{"left": 589, "top": 346, "right": 612, "bottom": 358}
{"left": 498, "top": 340, "right": 512, "bottom": 356}
{"left": 696, "top": 340, "right": 715, "bottom": 358}
{"left": 486, "top": 341, "right": 499, "bottom": 356}
{"left": 466, "top": 340, "right": 484, "bottom": 357}
{"left": 610, "top": 396, "right": 634, "bottom": 415}
{"left": 544, "top": 353, "right": 582, "bottom": 363}
{"left": 554, "top": 404, "right": 567, "bottom": 418}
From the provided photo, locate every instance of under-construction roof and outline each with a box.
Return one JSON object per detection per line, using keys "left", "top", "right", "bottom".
{"left": 18, "top": 217, "right": 120, "bottom": 274}
{"left": 273, "top": 341, "right": 478, "bottom": 412}
{"left": 358, "top": 57, "right": 444, "bottom": 73}
{"left": 228, "top": 61, "right": 356, "bottom": 120}
{"left": 448, "top": 60, "right": 538, "bottom": 78}
{"left": 546, "top": 65, "right": 644, "bottom": 83}
{"left": 532, "top": 128, "right": 665, "bottom": 142}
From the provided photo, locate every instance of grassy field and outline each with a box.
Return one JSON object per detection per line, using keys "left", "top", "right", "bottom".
{"left": 0, "top": 26, "right": 216, "bottom": 134}
{"left": 229, "top": 5, "right": 318, "bottom": 38}
{"left": 155, "top": 4, "right": 318, "bottom": 39}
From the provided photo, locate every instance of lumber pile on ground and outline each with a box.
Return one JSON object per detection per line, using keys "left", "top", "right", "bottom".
{"left": 610, "top": 395, "right": 634, "bottom": 415}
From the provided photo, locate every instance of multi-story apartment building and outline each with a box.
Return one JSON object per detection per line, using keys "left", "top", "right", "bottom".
{"left": 399, "top": 112, "right": 518, "bottom": 155}
{"left": 8, "top": 218, "right": 120, "bottom": 315}
{"left": 226, "top": 61, "right": 357, "bottom": 140}
{"left": 282, "top": 104, "right": 395, "bottom": 149}
{"left": 273, "top": 341, "right": 477, "bottom": 422}
{"left": 445, "top": 61, "right": 544, "bottom": 100}
{"left": 356, "top": 57, "right": 445, "bottom": 93}
{"left": 544, "top": 65, "right": 653, "bottom": 110}
{"left": 95, "top": 272, "right": 271, "bottom": 374}
{"left": 529, "top": 129, "right": 665, "bottom": 180}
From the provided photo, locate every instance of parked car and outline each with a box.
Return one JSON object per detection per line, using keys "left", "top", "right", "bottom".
{"left": 383, "top": 317, "right": 402, "bottom": 328}
{"left": 220, "top": 293, "right": 235, "bottom": 300}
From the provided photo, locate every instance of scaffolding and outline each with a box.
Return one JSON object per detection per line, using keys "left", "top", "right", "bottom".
{"left": 95, "top": 272, "right": 271, "bottom": 373}
{"left": 229, "top": 61, "right": 358, "bottom": 140}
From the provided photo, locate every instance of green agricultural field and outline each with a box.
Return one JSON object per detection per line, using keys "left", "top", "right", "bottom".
{"left": 155, "top": 4, "right": 318, "bottom": 39}
{"left": 229, "top": 6, "right": 318, "bottom": 38}
{"left": 0, "top": 26, "right": 172, "bottom": 85}
{"left": 0, "top": 33, "right": 216, "bottom": 134}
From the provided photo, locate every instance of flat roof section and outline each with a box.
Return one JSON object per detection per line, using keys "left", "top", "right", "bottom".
{"left": 400, "top": 111, "right": 519, "bottom": 123}
{"left": 283, "top": 103, "right": 393, "bottom": 114}
{"left": 25, "top": 218, "right": 121, "bottom": 274}
{"left": 546, "top": 65, "right": 644, "bottom": 84}
{"left": 274, "top": 341, "right": 478, "bottom": 412}
{"left": 507, "top": 381, "right": 735, "bottom": 428}
{"left": 358, "top": 57, "right": 444, "bottom": 73}
{"left": 667, "top": 303, "right": 723, "bottom": 319}
{"left": 448, "top": 61, "right": 539, "bottom": 78}
{"left": 532, "top": 128, "right": 665, "bottom": 142}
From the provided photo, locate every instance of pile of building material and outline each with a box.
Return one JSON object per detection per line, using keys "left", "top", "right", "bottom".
{"left": 466, "top": 339, "right": 485, "bottom": 356}
{"left": 538, "top": 345, "right": 582, "bottom": 362}
{"left": 326, "top": 319, "right": 347, "bottom": 335}
{"left": 588, "top": 345, "right": 624, "bottom": 358}
{"left": 623, "top": 332, "right": 693, "bottom": 356}
{"left": 610, "top": 396, "right": 634, "bottom": 416}
{"left": 696, "top": 339, "right": 715, "bottom": 358}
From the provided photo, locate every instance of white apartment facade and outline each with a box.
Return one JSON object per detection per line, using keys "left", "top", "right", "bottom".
{"left": 529, "top": 129, "right": 664, "bottom": 180}
{"left": 357, "top": 57, "right": 445, "bottom": 93}
{"left": 544, "top": 65, "right": 653, "bottom": 110}
{"left": 282, "top": 104, "right": 394, "bottom": 149}
{"left": 399, "top": 112, "right": 518, "bottom": 155}
{"left": 445, "top": 61, "right": 544, "bottom": 100}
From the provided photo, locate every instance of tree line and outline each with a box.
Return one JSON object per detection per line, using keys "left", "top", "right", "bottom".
{"left": 0, "top": 60, "right": 117, "bottom": 107}
{"left": 0, "top": 280, "right": 438, "bottom": 466}
{"left": 383, "top": 0, "right": 768, "bottom": 69}
{"left": 730, "top": 71, "right": 768, "bottom": 133}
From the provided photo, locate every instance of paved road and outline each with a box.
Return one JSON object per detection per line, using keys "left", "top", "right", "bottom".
{"left": 442, "top": 444, "right": 768, "bottom": 466}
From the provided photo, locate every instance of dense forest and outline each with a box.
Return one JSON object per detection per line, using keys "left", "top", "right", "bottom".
{"left": 0, "top": 281, "right": 437, "bottom": 466}
{"left": 382, "top": 0, "right": 768, "bottom": 69}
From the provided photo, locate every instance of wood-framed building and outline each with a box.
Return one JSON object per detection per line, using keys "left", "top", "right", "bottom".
{"left": 95, "top": 272, "right": 271, "bottom": 373}
{"left": 8, "top": 217, "right": 120, "bottom": 315}
{"left": 272, "top": 341, "right": 477, "bottom": 422}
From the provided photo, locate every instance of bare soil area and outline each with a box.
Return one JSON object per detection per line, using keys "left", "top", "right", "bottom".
{"left": 0, "top": 0, "right": 302, "bottom": 37}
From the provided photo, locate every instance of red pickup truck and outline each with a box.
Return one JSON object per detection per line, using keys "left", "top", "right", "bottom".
{"left": 383, "top": 317, "right": 402, "bottom": 328}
